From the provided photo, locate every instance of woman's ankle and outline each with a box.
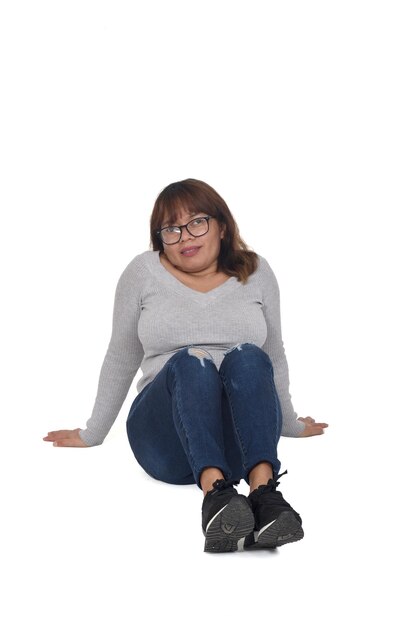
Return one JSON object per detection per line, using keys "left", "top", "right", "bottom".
{"left": 248, "top": 462, "right": 273, "bottom": 493}
{"left": 200, "top": 467, "right": 225, "bottom": 495}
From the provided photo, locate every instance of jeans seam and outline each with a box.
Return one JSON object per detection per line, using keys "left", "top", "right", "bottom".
{"left": 267, "top": 363, "right": 282, "bottom": 445}
{"left": 219, "top": 371, "right": 249, "bottom": 472}
{"left": 172, "top": 375, "right": 198, "bottom": 478}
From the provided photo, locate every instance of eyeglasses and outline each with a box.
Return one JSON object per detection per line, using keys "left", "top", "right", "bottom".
{"left": 156, "top": 216, "right": 214, "bottom": 245}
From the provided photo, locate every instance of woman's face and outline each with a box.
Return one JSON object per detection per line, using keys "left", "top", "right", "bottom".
{"left": 160, "top": 207, "right": 225, "bottom": 274}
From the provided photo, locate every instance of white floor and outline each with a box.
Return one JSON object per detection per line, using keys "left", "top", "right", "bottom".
{"left": 4, "top": 407, "right": 415, "bottom": 626}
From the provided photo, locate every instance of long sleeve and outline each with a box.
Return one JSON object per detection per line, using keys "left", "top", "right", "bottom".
{"left": 79, "top": 256, "right": 145, "bottom": 446}
{"left": 259, "top": 258, "right": 305, "bottom": 437}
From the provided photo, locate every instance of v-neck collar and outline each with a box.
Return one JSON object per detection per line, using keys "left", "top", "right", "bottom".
{"left": 147, "top": 251, "right": 240, "bottom": 304}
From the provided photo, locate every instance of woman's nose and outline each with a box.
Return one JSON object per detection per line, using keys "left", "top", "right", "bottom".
{"left": 180, "top": 227, "right": 195, "bottom": 242}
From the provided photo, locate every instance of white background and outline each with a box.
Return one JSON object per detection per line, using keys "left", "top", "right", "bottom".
{"left": 1, "top": 1, "right": 416, "bottom": 624}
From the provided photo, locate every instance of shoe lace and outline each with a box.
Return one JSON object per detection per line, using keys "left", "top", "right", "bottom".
{"left": 210, "top": 478, "right": 239, "bottom": 493}
{"left": 251, "top": 469, "right": 289, "bottom": 497}
{"left": 274, "top": 469, "right": 288, "bottom": 486}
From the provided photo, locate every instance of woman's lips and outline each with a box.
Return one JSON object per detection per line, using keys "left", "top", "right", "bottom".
{"left": 181, "top": 246, "right": 201, "bottom": 256}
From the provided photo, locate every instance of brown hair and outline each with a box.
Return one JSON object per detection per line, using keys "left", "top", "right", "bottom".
{"left": 149, "top": 178, "right": 259, "bottom": 283}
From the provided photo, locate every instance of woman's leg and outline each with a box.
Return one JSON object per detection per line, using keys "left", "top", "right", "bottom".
{"left": 219, "top": 343, "right": 304, "bottom": 549}
{"left": 126, "top": 373, "right": 195, "bottom": 485}
{"left": 127, "top": 346, "right": 255, "bottom": 552}
{"left": 126, "top": 346, "right": 232, "bottom": 489}
{"left": 219, "top": 343, "right": 282, "bottom": 488}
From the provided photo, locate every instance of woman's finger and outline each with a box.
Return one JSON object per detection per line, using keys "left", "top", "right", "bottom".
{"left": 53, "top": 439, "right": 84, "bottom": 447}
{"left": 311, "top": 426, "right": 326, "bottom": 435}
{"left": 44, "top": 430, "right": 75, "bottom": 441}
{"left": 298, "top": 416, "right": 315, "bottom": 424}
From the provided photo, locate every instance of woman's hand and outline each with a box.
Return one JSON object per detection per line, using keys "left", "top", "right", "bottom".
{"left": 43, "top": 428, "right": 88, "bottom": 447}
{"left": 297, "top": 416, "right": 329, "bottom": 437}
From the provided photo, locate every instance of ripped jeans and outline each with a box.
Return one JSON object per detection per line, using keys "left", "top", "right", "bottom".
{"left": 126, "top": 343, "right": 283, "bottom": 489}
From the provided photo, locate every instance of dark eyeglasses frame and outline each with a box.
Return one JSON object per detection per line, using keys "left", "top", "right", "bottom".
{"left": 156, "top": 215, "right": 214, "bottom": 245}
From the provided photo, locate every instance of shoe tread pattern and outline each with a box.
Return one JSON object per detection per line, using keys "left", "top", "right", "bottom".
{"left": 245, "top": 511, "right": 304, "bottom": 550}
{"left": 204, "top": 495, "right": 255, "bottom": 553}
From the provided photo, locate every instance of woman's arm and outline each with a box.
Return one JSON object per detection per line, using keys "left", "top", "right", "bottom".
{"left": 259, "top": 257, "right": 327, "bottom": 437}
{"left": 43, "top": 255, "right": 145, "bottom": 447}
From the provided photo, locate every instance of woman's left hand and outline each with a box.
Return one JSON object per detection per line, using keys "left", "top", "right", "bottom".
{"left": 297, "top": 416, "right": 329, "bottom": 437}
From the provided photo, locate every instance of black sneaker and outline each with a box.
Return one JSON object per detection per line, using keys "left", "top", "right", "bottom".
{"left": 244, "top": 472, "right": 304, "bottom": 550}
{"left": 202, "top": 478, "right": 255, "bottom": 553}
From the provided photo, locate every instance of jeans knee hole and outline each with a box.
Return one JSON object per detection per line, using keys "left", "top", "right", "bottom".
{"left": 187, "top": 347, "right": 213, "bottom": 367}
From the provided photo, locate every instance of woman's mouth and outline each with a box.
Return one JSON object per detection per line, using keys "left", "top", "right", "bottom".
{"left": 181, "top": 247, "right": 201, "bottom": 257}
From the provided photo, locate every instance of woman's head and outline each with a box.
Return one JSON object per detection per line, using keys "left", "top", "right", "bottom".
{"left": 150, "top": 178, "right": 258, "bottom": 283}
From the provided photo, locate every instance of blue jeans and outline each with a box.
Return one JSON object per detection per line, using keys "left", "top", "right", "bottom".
{"left": 126, "top": 343, "right": 283, "bottom": 490}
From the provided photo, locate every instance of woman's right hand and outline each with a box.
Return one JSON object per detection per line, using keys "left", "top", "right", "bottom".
{"left": 43, "top": 428, "right": 88, "bottom": 447}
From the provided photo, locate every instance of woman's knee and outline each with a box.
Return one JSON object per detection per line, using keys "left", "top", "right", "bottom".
{"left": 222, "top": 342, "right": 271, "bottom": 367}
{"left": 172, "top": 345, "right": 215, "bottom": 367}
{"left": 166, "top": 346, "right": 218, "bottom": 383}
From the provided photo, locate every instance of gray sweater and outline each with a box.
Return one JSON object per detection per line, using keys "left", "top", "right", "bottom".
{"left": 79, "top": 251, "right": 305, "bottom": 446}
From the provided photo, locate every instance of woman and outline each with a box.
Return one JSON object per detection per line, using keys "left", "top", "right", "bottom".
{"left": 43, "top": 178, "right": 328, "bottom": 553}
